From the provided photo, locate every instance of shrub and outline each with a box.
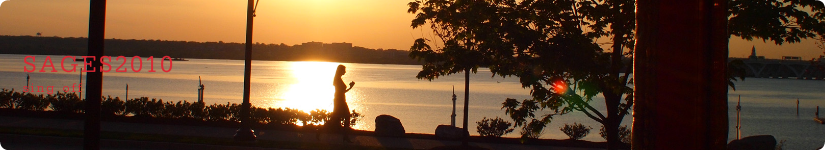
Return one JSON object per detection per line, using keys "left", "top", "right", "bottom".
{"left": 599, "top": 125, "right": 631, "bottom": 144}
{"left": 190, "top": 101, "right": 206, "bottom": 120}
{"left": 476, "top": 117, "right": 514, "bottom": 137}
{"left": 348, "top": 110, "right": 362, "bottom": 127}
{"left": 146, "top": 98, "right": 165, "bottom": 117}
{"left": 227, "top": 103, "right": 240, "bottom": 122}
{"left": 125, "top": 97, "right": 152, "bottom": 117}
{"left": 309, "top": 109, "right": 329, "bottom": 125}
{"left": 249, "top": 107, "right": 269, "bottom": 124}
{"left": 49, "top": 92, "right": 83, "bottom": 113}
{"left": 0, "top": 89, "right": 15, "bottom": 108}
{"left": 520, "top": 119, "right": 546, "bottom": 140}
{"left": 260, "top": 107, "right": 292, "bottom": 125}
{"left": 561, "top": 122, "right": 591, "bottom": 140}
{"left": 295, "top": 109, "right": 311, "bottom": 126}
{"left": 206, "top": 102, "right": 231, "bottom": 121}
{"left": 0, "top": 89, "right": 357, "bottom": 127}
{"left": 101, "top": 96, "right": 125, "bottom": 116}
{"left": 16, "top": 93, "right": 49, "bottom": 111}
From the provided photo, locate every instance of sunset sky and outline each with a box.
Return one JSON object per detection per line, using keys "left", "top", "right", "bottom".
{"left": 0, "top": 0, "right": 822, "bottom": 59}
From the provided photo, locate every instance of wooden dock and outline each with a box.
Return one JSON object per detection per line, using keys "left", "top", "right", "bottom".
{"left": 815, "top": 117, "right": 825, "bottom": 124}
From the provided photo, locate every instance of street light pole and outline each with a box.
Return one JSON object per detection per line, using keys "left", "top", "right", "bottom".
{"left": 85, "top": 0, "right": 106, "bottom": 149}
{"left": 451, "top": 86, "right": 456, "bottom": 127}
{"left": 234, "top": 0, "right": 257, "bottom": 141}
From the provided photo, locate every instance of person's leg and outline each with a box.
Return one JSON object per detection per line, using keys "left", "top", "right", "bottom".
{"left": 343, "top": 115, "right": 351, "bottom": 142}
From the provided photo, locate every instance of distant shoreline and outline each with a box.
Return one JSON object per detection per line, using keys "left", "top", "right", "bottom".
{"left": 0, "top": 35, "right": 422, "bottom": 65}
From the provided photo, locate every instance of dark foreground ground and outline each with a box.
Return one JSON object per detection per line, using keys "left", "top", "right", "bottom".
{"left": 0, "top": 111, "right": 607, "bottom": 150}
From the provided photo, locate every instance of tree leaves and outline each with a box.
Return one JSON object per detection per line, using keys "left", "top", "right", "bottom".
{"left": 729, "top": 0, "right": 825, "bottom": 44}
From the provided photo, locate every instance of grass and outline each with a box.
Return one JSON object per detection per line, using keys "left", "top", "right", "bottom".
{"left": 0, "top": 126, "right": 408, "bottom": 150}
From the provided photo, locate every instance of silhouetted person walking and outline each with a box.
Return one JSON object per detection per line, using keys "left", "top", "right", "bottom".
{"left": 318, "top": 64, "right": 355, "bottom": 143}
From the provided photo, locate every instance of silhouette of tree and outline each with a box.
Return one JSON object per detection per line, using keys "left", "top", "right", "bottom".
{"left": 409, "top": 0, "right": 825, "bottom": 149}
{"left": 729, "top": 0, "right": 825, "bottom": 44}
{"left": 407, "top": 0, "right": 500, "bottom": 146}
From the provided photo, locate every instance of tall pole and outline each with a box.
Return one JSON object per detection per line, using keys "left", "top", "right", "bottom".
{"left": 234, "top": 0, "right": 256, "bottom": 141}
{"left": 79, "top": 66, "right": 83, "bottom": 100}
{"left": 84, "top": 0, "right": 106, "bottom": 149}
{"left": 26, "top": 74, "right": 29, "bottom": 91}
{"left": 125, "top": 84, "right": 128, "bottom": 101}
{"left": 736, "top": 95, "right": 741, "bottom": 140}
{"left": 633, "top": 0, "right": 729, "bottom": 149}
{"left": 461, "top": 68, "right": 470, "bottom": 146}
{"left": 451, "top": 86, "right": 456, "bottom": 127}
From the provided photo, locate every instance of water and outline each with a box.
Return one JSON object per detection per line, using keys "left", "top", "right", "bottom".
{"left": 1, "top": 54, "right": 824, "bottom": 149}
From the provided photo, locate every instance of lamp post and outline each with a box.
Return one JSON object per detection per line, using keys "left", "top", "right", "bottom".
{"left": 79, "top": 65, "right": 83, "bottom": 100}
{"left": 233, "top": 0, "right": 257, "bottom": 141}
{"left": 451, "top": 86, "right": 456, "bottom": 127}
{"left": 198, "top": 76, "right": 204, "bottom": 103}
{"left": 85, "top": 0, "right": 106, "bottom": 149}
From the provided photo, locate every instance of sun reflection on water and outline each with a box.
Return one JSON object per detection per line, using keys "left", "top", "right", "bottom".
{"left": 257, "top": 61, "right": 365, "bottom": 129}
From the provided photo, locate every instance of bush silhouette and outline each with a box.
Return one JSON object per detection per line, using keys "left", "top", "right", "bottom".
{"left": 561, "top": 122, "right": 591, "bottom": 140}
{"left": 476, "top": 117, "right": 514, "bottom": 138}
{"left": 0, "top": 88, "right": 361, "bottom": 127}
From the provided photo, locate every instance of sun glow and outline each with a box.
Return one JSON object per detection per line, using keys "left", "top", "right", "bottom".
{"left": 553, "top": 80, "right": 567, "bottom": 95}
{"left": 276, "top": 61, "right": 339, "bottom": 113}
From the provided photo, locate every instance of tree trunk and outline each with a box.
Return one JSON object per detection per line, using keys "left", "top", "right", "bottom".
{"left": 604, "top": 91, "right": 621, "bottom": 150}
{"left": 633, "top": 0, "right": 729, "bottom": 149}
{"left": 461, "top": 68, "right": 470, "bottom": 146}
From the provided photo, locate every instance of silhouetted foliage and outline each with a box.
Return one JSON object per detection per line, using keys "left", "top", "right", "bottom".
{"left": 0, "top": 89, "right": 14, "bottom": 108}
{"left": 475, "top": 117, "right": 514, "bottom": 138}
{"left": 409, "top": 0, "right": 825, "bottom": 149}
{"left": 16, "top": 92, "right": 49, "bottom": 111}
{"left": 728, "top": 0, "right": 825, "bottom": 44}
{"left": 101, "top": 96, "right": 125, "bottom": 116}
{"left": 520, "top": 119, "right": 546, "bottom": 141}
{"left": 0, "top": 88, "right": 369, "bottom": 129}
{"left": 310, "top": 109, "right": 330, "bottom": 126}
{"left": 560, "top": 123, "right": 591, "bottom": 140}
{"left": 348, "top": 110, "right": 362, "bottom": 127}
{"left": 728, "top": 59, "right": 748, "bottom": 91}
{"left": 48, "top": 92, "right": 83, "bottom": 113}
{"left": 599, "top": 125, "right": 631, "bottom": 144}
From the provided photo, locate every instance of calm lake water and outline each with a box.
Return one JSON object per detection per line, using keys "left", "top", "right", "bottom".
{"left": 1, "top": 54, "right": 823, "bottom": 149}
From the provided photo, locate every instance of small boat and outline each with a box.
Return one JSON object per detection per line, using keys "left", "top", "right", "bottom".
{"left": 815, "top": 117, "right": 825, "bottom": 124}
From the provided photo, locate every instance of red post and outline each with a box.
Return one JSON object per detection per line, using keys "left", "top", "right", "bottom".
{"left": 634, "top": 0, "right": 729, "bottom": 149}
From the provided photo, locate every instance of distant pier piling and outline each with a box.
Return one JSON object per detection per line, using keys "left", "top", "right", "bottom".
{"left": 736, "top": 95, "right": 741, "bottom": 140}
{"left": 797, "top": 98, "right": 799, "bottom": 116}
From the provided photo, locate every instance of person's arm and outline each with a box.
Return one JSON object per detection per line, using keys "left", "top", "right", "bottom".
{"left": 345, "top": 81, "right": 355, "bottom": 92}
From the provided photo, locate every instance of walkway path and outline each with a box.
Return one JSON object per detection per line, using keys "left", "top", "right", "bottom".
{"left": 0, "top": 116, "right": 602, "bottom": 150}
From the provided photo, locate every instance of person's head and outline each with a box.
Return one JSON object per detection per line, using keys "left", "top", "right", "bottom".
{"left": 336, "top": 64, "right": 346, "bottom": 76}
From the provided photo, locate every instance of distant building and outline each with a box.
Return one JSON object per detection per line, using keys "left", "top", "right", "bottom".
{"left": 325, "top": 42, "right": 352, "bottom": 49}
{"left": 748, "top": 46, "right": 758, "bottom": 60}
{"left": 782, "top": 56, "right": 802, "bottom": 60}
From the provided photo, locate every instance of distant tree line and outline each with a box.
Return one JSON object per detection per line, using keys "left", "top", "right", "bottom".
{"left": 0, "top": 35, "right": 420, "bottom": 65}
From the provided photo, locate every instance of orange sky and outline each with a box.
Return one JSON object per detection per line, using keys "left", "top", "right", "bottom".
{"left": 0, "top": 0, "right": 822, "bottom": 59}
